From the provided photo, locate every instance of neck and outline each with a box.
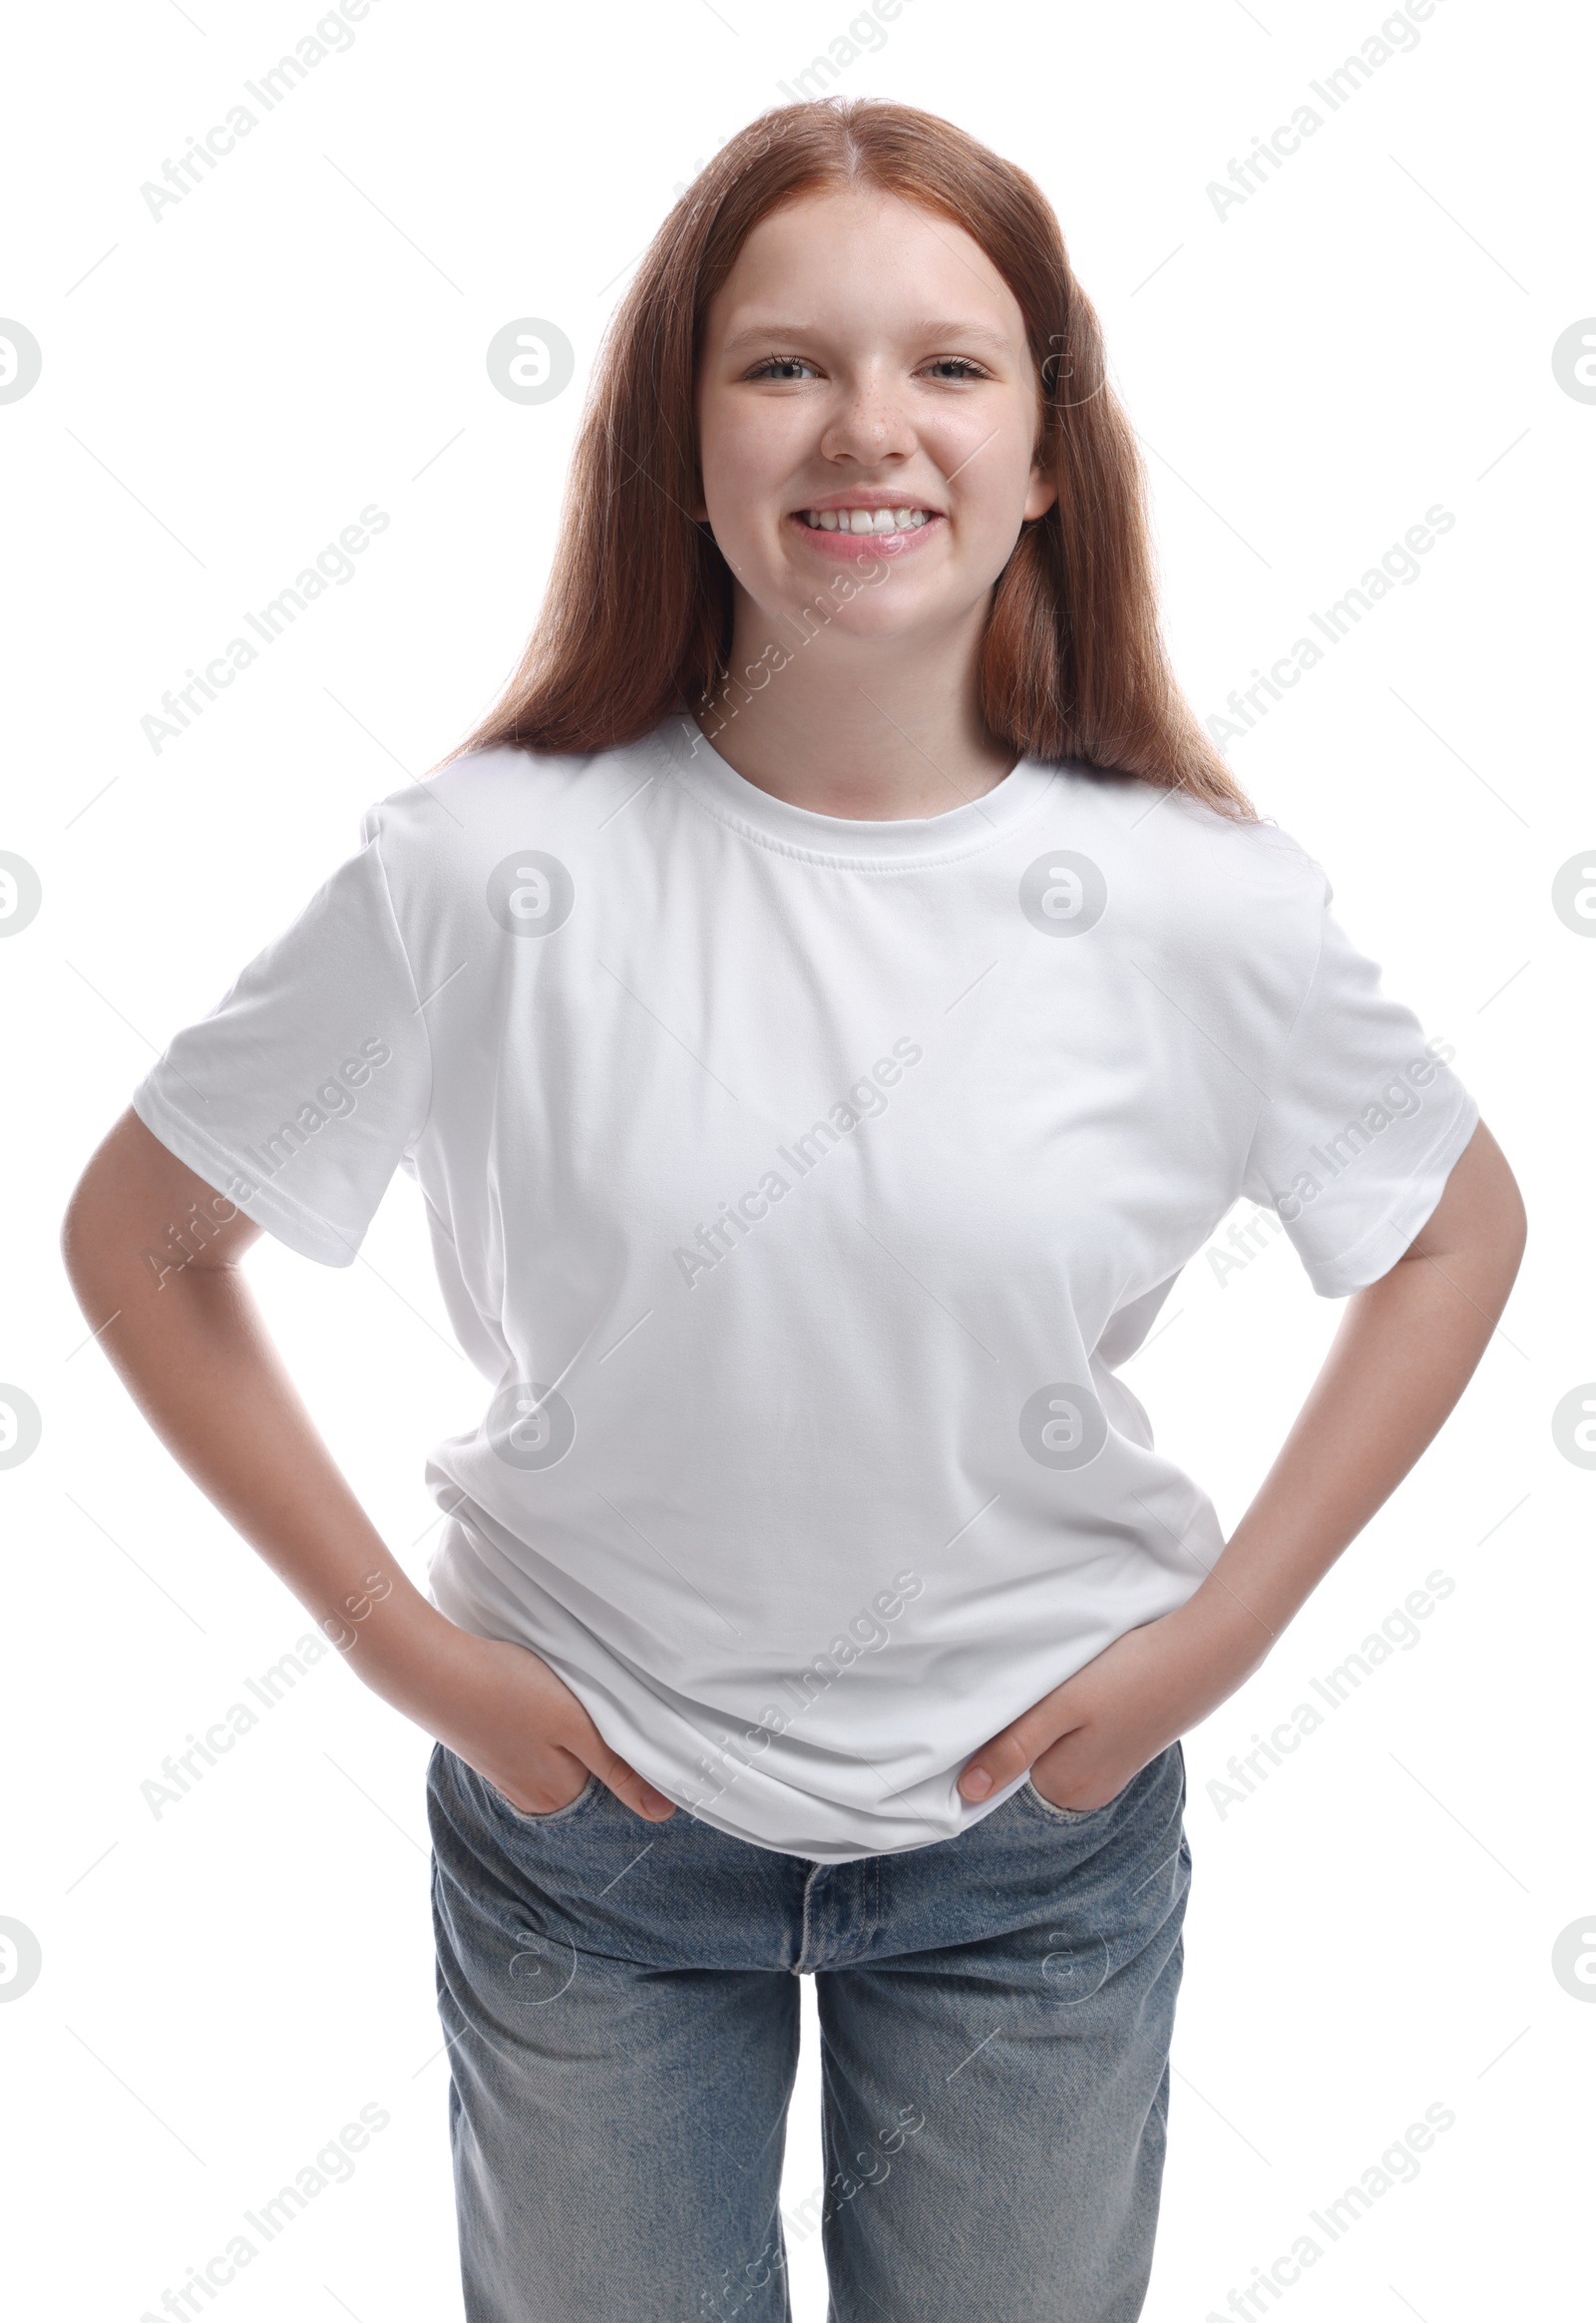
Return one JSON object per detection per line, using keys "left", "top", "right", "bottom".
{"left": 694, "top": 588, "right": 1016, "bottom": 820}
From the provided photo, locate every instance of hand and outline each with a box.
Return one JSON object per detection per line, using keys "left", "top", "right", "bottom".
{"left": 957, "top": 1594, "right": 1266, "bottom": 1812}
{"left": 372, "top": 1608, "right": 678, "bottom": 1822}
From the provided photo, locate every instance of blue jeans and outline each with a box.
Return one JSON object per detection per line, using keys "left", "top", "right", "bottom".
{"left": 427, "top": 1739, "right": 1190, "bottom": 2321}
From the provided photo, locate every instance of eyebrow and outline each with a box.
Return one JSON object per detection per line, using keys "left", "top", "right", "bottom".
{"left": 718, "top": 317, "right": 1017, "bottom": 355}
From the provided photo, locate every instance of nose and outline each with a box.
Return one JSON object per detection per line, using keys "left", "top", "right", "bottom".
{"left": 819, "top": 363, "right": 916, "bottom": 467}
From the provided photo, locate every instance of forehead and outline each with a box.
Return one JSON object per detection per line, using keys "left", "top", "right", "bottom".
{"left": 703, "top": 187, "right": 1028, "bottom": 348}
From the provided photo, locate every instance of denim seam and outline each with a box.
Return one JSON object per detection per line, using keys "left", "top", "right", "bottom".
{"left": 795, "top": 1862, "right": 822, "bottom": 1974}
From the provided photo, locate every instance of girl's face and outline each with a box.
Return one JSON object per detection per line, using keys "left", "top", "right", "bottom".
{"left": 694, "top": 188, "right": 1056, "bottom": 650}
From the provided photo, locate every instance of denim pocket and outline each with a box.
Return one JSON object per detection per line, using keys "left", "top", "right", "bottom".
{"left": 1021, "top": 1774, "right": 1120, "bottom": 1823}
{"left": 488, "top": 1767, "right": 600, "bottom": 1827}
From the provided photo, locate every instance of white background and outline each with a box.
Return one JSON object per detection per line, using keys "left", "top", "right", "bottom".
{"left": 2, "top": 1, "right": 1591, "bottom": 2316}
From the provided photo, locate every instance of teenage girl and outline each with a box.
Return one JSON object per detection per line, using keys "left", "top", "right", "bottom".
{"left": 65, "top": 98, "right": 1524, "bottom": 2323}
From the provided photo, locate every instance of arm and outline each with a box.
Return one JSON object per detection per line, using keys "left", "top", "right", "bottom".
{"left": 958, "top": 1119, "right": 1527, "bottom": 1808}
{"left": 61, "top": 1109, "right": 677, "bottom": 1820}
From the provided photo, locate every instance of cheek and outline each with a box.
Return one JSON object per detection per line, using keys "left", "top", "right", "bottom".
{"left": 697, "top": 394, "right": 800, "bottom": 523}
{"left": 952, "top": 465, "right": 1042, "bottom": 574}
{"left": 933, "top": 411, "right": 1038, "bottom": 533}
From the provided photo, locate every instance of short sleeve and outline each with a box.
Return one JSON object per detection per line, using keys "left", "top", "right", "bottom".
{"left": 1239, "top": 889, "right": 1479, "bottom": 1297}
{"left": 131, "top": 813, "right": 433, "bottom": 1267}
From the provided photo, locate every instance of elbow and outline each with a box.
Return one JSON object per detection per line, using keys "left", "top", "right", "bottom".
{"left": 1459, "top": 1130, "right": 1528, "bottom": 1312}
{"left": 1500, "top": 1163, "right": 1528, "bottom": 1284}
{"left": 60, "top": 1159, "right": 116, "bottom": 1310}
{"left": 1479, "top": 1122, "right": 1528, "bottom": 1278}
{"left": 61, "top": 1115, "right": 146, "bottom": 1307}
{"left": 1399, "top": 1119, "right": 1526, "bottom": 1310}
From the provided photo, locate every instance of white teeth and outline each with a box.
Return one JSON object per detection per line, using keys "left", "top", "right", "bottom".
{"left": 801, "top": 507, "right": 933, "bottom": 533}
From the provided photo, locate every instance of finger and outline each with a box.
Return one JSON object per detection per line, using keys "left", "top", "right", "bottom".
{"left": 584, "top": 1738, "right": 677, "bottom": 1821}
{"left": 958, "top": 1708, "right": 1078, "bottom": 1802}
{"left": 552, "top": 1689, "right": 678, "bottom": 1821}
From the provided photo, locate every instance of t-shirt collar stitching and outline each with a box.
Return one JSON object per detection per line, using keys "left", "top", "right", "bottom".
{"left": 645, "top": 721, "right": 1061, "bottom": 874}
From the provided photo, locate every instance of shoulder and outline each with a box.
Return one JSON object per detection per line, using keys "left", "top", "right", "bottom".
{"left": 355, "top": 734, "right": 664, "bottom": 894}
{"left": 359, "top": 736, "right": 655, "bottom": 846}
{"left": 1041, "top": 761, "right": 1332, "bottom": 944}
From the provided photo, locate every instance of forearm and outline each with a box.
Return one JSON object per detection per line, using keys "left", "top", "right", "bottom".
{"left": 64, "top": 1224, "right": 454, "bottom": 1710}
{"left": 960, "top": 1129, "right": 1526, "bottom": 1807}
{"left": 1185, "top": 1128, "right": 1525, "bottom": 1662}
{"left": 61, "top": 1112, "right": 675, "bottom": 1820}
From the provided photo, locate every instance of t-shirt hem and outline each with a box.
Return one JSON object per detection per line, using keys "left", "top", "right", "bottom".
{"left": 132, "top": 1080, "right": 360, "bottom": 1269}
{"left": 1302, "top": 1091, "right": 1480, "bottom": 1298}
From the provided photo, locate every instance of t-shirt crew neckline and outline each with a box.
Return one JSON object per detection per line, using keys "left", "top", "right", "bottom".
{"left": 651, "top": 712, "right": 1061, "bottom": 871}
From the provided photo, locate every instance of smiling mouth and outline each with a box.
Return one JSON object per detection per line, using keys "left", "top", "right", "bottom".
{"left": 796, "top": 506, "right": 937, "bottom": 534}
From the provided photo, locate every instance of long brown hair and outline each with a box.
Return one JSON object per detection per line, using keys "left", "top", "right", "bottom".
{"left": 453, "top": 98, "right": 1252, "bottom": 819}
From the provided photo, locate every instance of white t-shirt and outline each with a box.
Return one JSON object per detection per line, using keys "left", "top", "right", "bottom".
{"left": 132, "top": 716, "right": 1478, "bottom": 1861}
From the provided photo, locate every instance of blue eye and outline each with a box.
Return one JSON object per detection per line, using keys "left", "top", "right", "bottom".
{"left": 746, "top": 355, "right": 816, "bottom": 381}
{"left": 743, "top": 353, "right": 987, "bottom": 383}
